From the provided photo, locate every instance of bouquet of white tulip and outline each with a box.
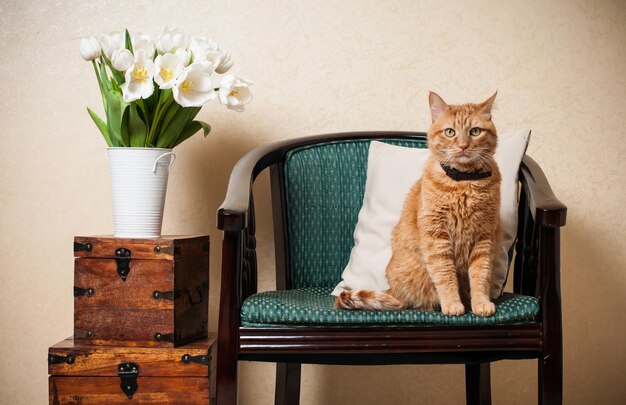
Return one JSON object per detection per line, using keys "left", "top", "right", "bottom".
{"left": 80, "top": 28, "right": 252, "bottom": 148}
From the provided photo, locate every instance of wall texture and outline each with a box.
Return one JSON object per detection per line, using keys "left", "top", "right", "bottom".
{"left": 1, "top": 0, "right": 625, "bottom": 404}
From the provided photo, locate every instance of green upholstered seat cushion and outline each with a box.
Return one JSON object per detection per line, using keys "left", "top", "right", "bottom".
{"left": 240, "top": 287, "right": 539, "bottom": 327}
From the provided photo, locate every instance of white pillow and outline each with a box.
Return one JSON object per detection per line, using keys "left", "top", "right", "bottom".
{"left": 331, "top": 129, "right": 531, "bottom": 299}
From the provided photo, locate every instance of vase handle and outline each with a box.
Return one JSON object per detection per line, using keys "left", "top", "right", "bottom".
{"left": 152, "top": 152, "right": 176, "bottom": 173}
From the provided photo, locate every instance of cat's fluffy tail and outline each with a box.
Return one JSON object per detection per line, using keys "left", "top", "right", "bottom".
{"left": 334, "top": 290, "right": 403, "bottom": 310}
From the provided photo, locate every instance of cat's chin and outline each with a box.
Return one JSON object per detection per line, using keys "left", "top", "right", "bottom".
{"left": 449, "top": 155, "right": 481, "bottom": 170}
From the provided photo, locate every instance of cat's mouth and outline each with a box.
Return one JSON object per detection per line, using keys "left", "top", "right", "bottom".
{"left": 454, "top": 151, "right": 474, "bottom": 164}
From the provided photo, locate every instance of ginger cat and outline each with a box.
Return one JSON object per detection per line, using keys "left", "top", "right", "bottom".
{"left": 336, "top": 92, "right": 501, "bottom": 317}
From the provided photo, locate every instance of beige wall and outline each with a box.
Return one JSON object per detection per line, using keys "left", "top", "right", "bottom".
{"left": 1, "top": 0, "right": 625, "bottom": 403}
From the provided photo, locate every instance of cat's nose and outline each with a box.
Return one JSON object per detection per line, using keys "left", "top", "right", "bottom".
{"left": 458, "top": 143, "right": 469, "bottom": 151}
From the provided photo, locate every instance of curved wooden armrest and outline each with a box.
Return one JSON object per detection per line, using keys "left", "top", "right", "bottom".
{"left": 217, "top": 144, "right": 284, "bottom": 232}
{"left": 520, "top": 156, "right": 567, "bottom": 228}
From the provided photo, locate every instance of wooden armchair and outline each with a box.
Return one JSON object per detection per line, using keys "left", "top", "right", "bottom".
{"left": 215, "top": 132, "right": 567, "bottom": 405}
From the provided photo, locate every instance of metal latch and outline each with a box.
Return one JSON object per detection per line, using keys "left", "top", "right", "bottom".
{"left": 152, "top": 245, "right": 182, "bottom": 255}
{"left": 153, "top": 332, "right": 176, "bottom": 343}
{"left": 48, "top": 354, "right": 75, "bottom": 365}
{"left": 74, "top": 329, "right": 93, "bottom": 339}
{"left": 74, "top": 287, "right": 95, "bottom": 297}
{"left": 181, "top": 353, "right": 210, "bottom": 366}
{"left": 118, "top": 362, "right": 139, "bottom": 399}
{"left": 152, "top": 290, "right": 179, "bottom": 301}
{"left": 73, "top": 242, "right": 93, "bottom": 252}
{"left": 115, "top": 248, "right": 131, "bottom": 281}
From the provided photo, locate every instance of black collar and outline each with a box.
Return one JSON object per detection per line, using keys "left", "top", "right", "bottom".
{"left": 440, "top": 162, "right": 492, "bottom": 181}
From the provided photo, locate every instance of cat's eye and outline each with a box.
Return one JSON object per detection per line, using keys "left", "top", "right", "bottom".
{"left": 444, "top": 128, "right": 456, "bottom": 137}
{"left": 469, "top": 127, "right": 482, "bottom": 136}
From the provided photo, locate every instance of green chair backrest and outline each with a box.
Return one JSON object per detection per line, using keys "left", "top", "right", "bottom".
{"left": 283, "top": 138, "right": 428, "bottom": 288}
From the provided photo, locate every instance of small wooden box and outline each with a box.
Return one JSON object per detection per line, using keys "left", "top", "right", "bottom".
{"left": 48, "top": 336, "right": 215, "bottom": 404}
{"left": 73, "top": 235, "right": 209, "bottom": 347}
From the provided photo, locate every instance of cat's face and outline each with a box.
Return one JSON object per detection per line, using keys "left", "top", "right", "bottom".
{"left": 427, "top": 92, "right": 498, "bottom": 169}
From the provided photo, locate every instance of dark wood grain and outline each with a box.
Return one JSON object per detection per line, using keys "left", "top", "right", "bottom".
{"left": 74, "top": 307, "right": 174, "bottom": 347}
{"left": 519, "top": 157, "right": 567, "bottom": 228}
{"left": 49, "top": 376, "right": 209, "bottom": 404}
{"left": 74, "top": 258, "right": 174, "bottom": 309}
{"left": 514, "top": 188, "right": 538, "bottom": 296}
{"left": 238, "top": 325, "right": 542, "bottom": 358}
{"left": 49, "top": 337, "right": 214, "bottom": 377}
{"left": 74, "top": 237, "right": 209, "bottom": 347}
{"left": 48, "top": 337, "right": 215, "bottom": 404}
{"left": 275, "top": 363, "right": 301, "bottom": 405}
{"left": 538, "top": 227, "right": 563, "bottom": 405}
{"left": 215, "top": 231, "right": 241, "bottom": 405}
{"left": 465, "top": 363, "right": 491, "bottom": 405}
{"left": 175, "top": 255, "right": 210, "bottom": 347}
{"left": 74, "top": 235, "right": 210, "bottom": 260}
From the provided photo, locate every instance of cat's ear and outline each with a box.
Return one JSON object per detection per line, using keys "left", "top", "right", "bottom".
{"left": 429, "top": 91, "right": 448, "bottom": 122}
{"left": 479, "top": 91, "right": 497, "bottom": 117}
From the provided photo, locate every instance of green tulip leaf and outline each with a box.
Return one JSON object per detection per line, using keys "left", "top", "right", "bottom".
{"left": 98, "top": 59, "right": 111, "bottom": 92}
{"left": 153, "top": 103, "right": 179, "bottom": 145}
{"left": 104, "top": 90, "right": 129, "bottom": 147}
{"left": 87, "top": 107, "right": 112, "bottom": 146}
{"left": 125, "top": 29, "right": 134, "bottom": 54}
{"left": 172, "top": 120, "right": 211, "bottom": 148}
{"left": 156, "top": 107, "right": 193, "bottom": 149}
{"left": 128, "top": 104, "right": 147, "bottom": 147}
{"left": 198, "top": 120, "right": 211, "bottom": 137}
{"left": 101, "top": 52, "right": 125, "bottom": 85}
{"left": 120, "top": 108, "right": 130, "bottom": 147}
{"left": 188, "top": 107, "right": 201, "bottom": 120}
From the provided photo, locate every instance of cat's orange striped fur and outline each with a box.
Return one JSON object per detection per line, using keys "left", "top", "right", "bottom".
{"left": 336, "top": 92, "right": 501, "bottom": 317}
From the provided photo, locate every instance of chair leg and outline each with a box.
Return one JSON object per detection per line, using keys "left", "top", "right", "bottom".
{"left": 275, "top": 363, "right": 301, "bottom": 405}
{"left": 215, "top": 342, "right": 238, "bottom": 405}
{"left": 538, "top": 339, "right": 563, "bottom": 404}
{"left": 537, "top": 224, "right": 563, "bottom": 405}
{"left": 465, "top": 363, "right": 491, "bottom": 405}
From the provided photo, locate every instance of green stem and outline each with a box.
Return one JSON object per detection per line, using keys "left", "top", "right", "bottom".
{"left": 147, "top": 91, "right": 169, "bottom": 146}
{"left": 92, "top": 60, "right": 106, "bottom": 111}
{"left": 133, "top": 99, "right": 149, "bottom": 144}
{"left": 150, "top": 90, "right": 174, "bottom": 144}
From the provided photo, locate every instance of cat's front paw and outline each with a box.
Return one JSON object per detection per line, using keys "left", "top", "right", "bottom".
{"left": 442, "top": 301, "right": 465, "bottom": 316}
{"left": 472, "top": 300, "right": 496, "bottom": 317}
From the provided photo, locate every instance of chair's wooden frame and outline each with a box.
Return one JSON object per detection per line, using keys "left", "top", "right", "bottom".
{"left": 215, "top": 132, "right": 567, "bottom": 405}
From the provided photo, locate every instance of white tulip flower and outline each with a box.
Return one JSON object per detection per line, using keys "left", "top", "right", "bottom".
{"left": 190, "top": 37, "right": 231, "bottom": 73}
{"left": 189, "top": 37, "right": 219, "bottom": 58}
{"left": 154, "top": 53, "right": 184, "bottom": 90}
{"left": 190, "top": 49, "right": 221, "bottom": 73}
{"left": 173, "top": 63, "right": 216, "bottom": 107}
{"left": 215, "top": 50, "right": 233, "bottom": 74}
{"left": 189, "top": 37, "right": 222, "bottom": 70}
{"left": 132, "top": 32, "right": 155, "bottom": 58}
{"left": 80, "top": 37, "right": 101, "bottom": 61}
{"left": 156, "top": 27, "right": 190, "bottom": 54}
{"left": 100, "top": 31, "right": 124, "bottom": 59}
{"left": 175, "top": 48, "right": 191, "bottom": 67}
{"left": 120, "top": 49, "right": 156, "bottom": 102}
{"left": 111, "top": 48, "right": 134, "bottom": 72}
{"left": 218, "top": 75, "right": 252, "bottom": 112}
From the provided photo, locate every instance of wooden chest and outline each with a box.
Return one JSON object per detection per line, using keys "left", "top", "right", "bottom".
{"left": 48, "top": 336, "right": 215, "bottom": 404}
{"left": 73, "top": 235, "right": 209, "bottom": 347}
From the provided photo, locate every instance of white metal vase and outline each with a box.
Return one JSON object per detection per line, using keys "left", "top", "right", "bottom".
{"left": 106, "top": 147, "right": 176, "bottom": 238}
